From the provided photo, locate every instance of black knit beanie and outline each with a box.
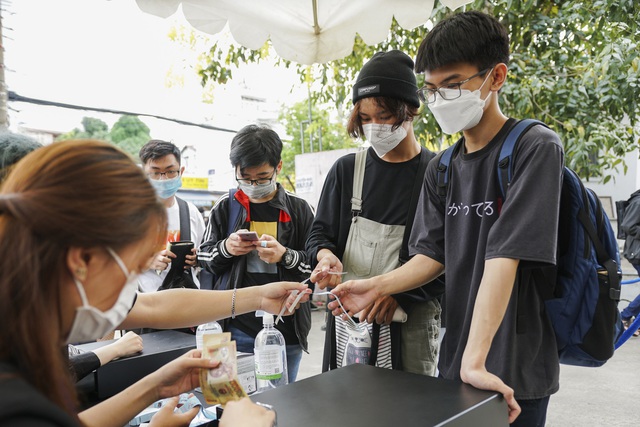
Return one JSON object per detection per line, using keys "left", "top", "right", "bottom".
{"left": 352, "top": 50, "right": 420, "bottom": 108}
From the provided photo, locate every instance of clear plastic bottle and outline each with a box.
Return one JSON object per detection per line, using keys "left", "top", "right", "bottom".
{"left": 195, "top": 321, "right": 223, "bottom": 350}
{"left": 254, "top": 313, "right": 288, "bottom": 392}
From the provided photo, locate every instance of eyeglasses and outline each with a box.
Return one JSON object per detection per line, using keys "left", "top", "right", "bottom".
{"left": 416, "top": 68, "right": 492, "bottom": 104}
{"left": 236, "top": 170, "right": 276, "bottom": 186}
{"left": 147, "top": 170, "right": 180, "bottom": 180}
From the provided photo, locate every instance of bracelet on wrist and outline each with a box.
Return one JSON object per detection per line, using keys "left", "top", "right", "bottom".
{"left": 231, "top": 287, "right": 237, "bottom": 319}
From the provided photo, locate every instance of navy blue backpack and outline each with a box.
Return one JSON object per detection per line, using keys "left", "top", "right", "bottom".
{"left": 437, "top": 119, "right": 624, "bottom": 367}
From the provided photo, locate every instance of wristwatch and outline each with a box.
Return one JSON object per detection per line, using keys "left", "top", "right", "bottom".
{"left": 281, "top": 248, "right": 295, "bottom": 267}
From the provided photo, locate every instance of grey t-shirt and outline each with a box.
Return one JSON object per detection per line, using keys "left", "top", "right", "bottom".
{"left": 410, "top": 119, "right": 564, "bottom": 399}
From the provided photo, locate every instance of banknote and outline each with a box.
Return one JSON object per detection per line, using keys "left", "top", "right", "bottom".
{"left": 199, "top": 334, "right": 247, "bottom": 405}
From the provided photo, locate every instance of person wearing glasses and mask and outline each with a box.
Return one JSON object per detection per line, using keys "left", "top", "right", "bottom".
{"left": 138, "top": 140, "right": 206, "bottom": 294}
{"left": 329, "top": 11, "right": 564, "bottom": 427}
{"left": 198, "top": 124, "right": 314, "bottom": 383}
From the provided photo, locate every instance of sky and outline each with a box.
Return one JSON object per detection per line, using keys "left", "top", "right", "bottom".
{"left": 3, "top": 0, "right": 312, "bottom": 189}
{"left": 4, "top": 0, "right": 307, "bottom": 136}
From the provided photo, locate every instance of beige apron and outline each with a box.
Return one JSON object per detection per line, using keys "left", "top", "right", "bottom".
{"left": 335, "top": 150, "right": 400, "bottom": 369}
{"left": 336, "top": 149, "right": 441, "bottom": 374}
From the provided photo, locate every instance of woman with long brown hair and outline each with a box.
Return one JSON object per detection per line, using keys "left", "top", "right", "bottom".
{"left": 0, "top": 139, "right": 305, "bottom": 426}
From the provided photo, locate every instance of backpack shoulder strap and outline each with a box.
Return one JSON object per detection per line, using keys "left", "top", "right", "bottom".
{"left": 436, "top": 139, "right": 463, "bottom": 205}
{"left": 351, "top": 149, "right": 367, "bottom": 216}
{"left": 217, "top": 188, "right": 242, "bottom": 292}
{"left": 176, "top": 197, "right": 191, "bottom": 242}
{"left": 497, "top": 119, "right": 547, "bottom": 199}
{"left": 227, "top": 188, "right": 241, "bottom": 236}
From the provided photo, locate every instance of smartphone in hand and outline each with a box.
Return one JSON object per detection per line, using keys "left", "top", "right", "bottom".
{"left": 168, "top": 241, "right": 195, "bottom": 262}
{"left": 237, "top": 231, "right": 259, "bottom": 241}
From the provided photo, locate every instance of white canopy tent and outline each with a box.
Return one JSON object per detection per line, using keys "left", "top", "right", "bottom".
{"left": 136, "top": 0, "right": 473, "bottom": 65}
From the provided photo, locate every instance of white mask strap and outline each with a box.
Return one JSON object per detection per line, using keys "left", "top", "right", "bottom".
{"left": 476, "top": 67, "right": 494, "bottom": 94}
{"left": 106, "top": 247, "right": 132, "bottom": 278}
{"left": 73, "top": 277, "right": 90, "bottom": 307}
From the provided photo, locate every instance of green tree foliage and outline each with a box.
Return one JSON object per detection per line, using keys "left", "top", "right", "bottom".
{"left": 278, "top": 100, "right": 358, "bottom": 190}
{"left": 57, "top": 115, "right": 151, "bottom": 159}
{"left": 58, "top": 117, "right": 110, "bottom": 141}
{"left": 110, "top": 115, "right": 152, "bottom": 158}
{"left": 192, "top": 0, "right": 639, "bottom": 182}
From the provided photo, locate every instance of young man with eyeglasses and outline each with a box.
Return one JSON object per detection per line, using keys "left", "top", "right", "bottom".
{"left": 198, "top": 124, "right": 314, "bottom": 383}
{"left": 328, "top": 11, "right": 563, "bottom": 426}
{"left": 138, "top": 139, "right": 206, "bottom": 293}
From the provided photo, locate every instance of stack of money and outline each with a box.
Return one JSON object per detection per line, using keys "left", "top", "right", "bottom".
{"left": 199, "top": 332, "right": 248, "bottom": 405}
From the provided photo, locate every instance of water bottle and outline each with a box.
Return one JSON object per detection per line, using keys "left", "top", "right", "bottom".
{"left": 254, "top": 313, "right": 288, "bottom": 392}
{"left": 195, "top": 321, "right": 222, "bottom": 350}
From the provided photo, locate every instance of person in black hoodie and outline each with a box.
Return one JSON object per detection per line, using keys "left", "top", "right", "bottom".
{"left": 198, "top": 124, "right": 314, "bottom": 383}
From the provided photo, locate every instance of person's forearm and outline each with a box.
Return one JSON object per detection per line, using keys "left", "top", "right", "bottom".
{"left": 78, "top": 375, "right": 158, "bottom": 427}
{"left": 120, "top": 287, "right": 263, "bottom": 330}
{"left": 92, "top": 344, "right": 121, "bottom": 367}
{"left": 377, "top": 254, "right": 444, "bottom": 296}
{"left": 462, "top": 258, "right": 519, "bottom": 369}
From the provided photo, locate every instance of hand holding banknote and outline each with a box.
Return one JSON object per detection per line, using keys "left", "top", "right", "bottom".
{"left": 146, "top": 349, "right": 218, "bottom": 401}
{"left": 199, "top": 333, "right": 248, "bottom": 406}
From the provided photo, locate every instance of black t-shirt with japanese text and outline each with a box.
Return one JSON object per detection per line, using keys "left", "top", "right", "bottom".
{"left": 409, "top": 118, "right": 564, "bottom": 400}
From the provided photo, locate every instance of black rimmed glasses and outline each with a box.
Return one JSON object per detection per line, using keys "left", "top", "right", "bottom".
{"left": 236, "top": 170, "right": 276, "bottom": 186}
{"left": 416, "top": 68, "right": 492, "bottom": 104}
{"left": 147, "top": 170, "right": 180, "bottom": 180}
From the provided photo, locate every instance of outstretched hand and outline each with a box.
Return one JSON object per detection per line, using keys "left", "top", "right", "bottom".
{"left": 359, "top": 296, "right": 398, "bottom": 325}
{"left": 259, "top": 281, "right": 311, "bottom": 315}
{"left": 311, "top": 252, "right": 343, "bottom": 289}
{"left": 329, "top": 278, "right": 380, "bottom": 320}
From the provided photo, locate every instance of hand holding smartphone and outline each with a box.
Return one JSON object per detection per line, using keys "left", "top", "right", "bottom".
{"left": 168, "top": 241, "right": 194, "bottom": 262}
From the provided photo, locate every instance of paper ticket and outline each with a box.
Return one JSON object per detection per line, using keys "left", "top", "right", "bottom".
{"left": 199, "top": 334, "right": 247, "bottom": 405}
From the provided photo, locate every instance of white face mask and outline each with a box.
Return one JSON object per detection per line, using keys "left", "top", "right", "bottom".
{"left": 150, "top": 175, "right": 182, "bottom": 199}
{"left": 427, "top": 71, "right": 493, "bottom": 135}
{"left": 66, "top": 247, "right": 139, "bottom": 344}
{"left": 362, "top": 123, "right": 407, "bottom": 158}
{"left": 239, "top": 175, "right": 277, "bottom": 200}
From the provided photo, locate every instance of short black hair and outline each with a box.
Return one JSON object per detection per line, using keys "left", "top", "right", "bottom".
{"left": 229, "top": 125, "right": 282, "bottom": 171}
{"left": 139, "top": 139, "right": 181, "bottom": 165}
{"left": 0, "top": 132, "right": 42, "bottom": 181}
{"left": 415, "top": 11, "right": 510, "bottom": 74}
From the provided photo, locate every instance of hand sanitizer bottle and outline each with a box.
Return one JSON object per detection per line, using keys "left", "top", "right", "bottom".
{"left": 254, "top": 313, "right": 288, "bottom": 392}
{"left": 195, "top": 321, "right": 222, "bottom": 350}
